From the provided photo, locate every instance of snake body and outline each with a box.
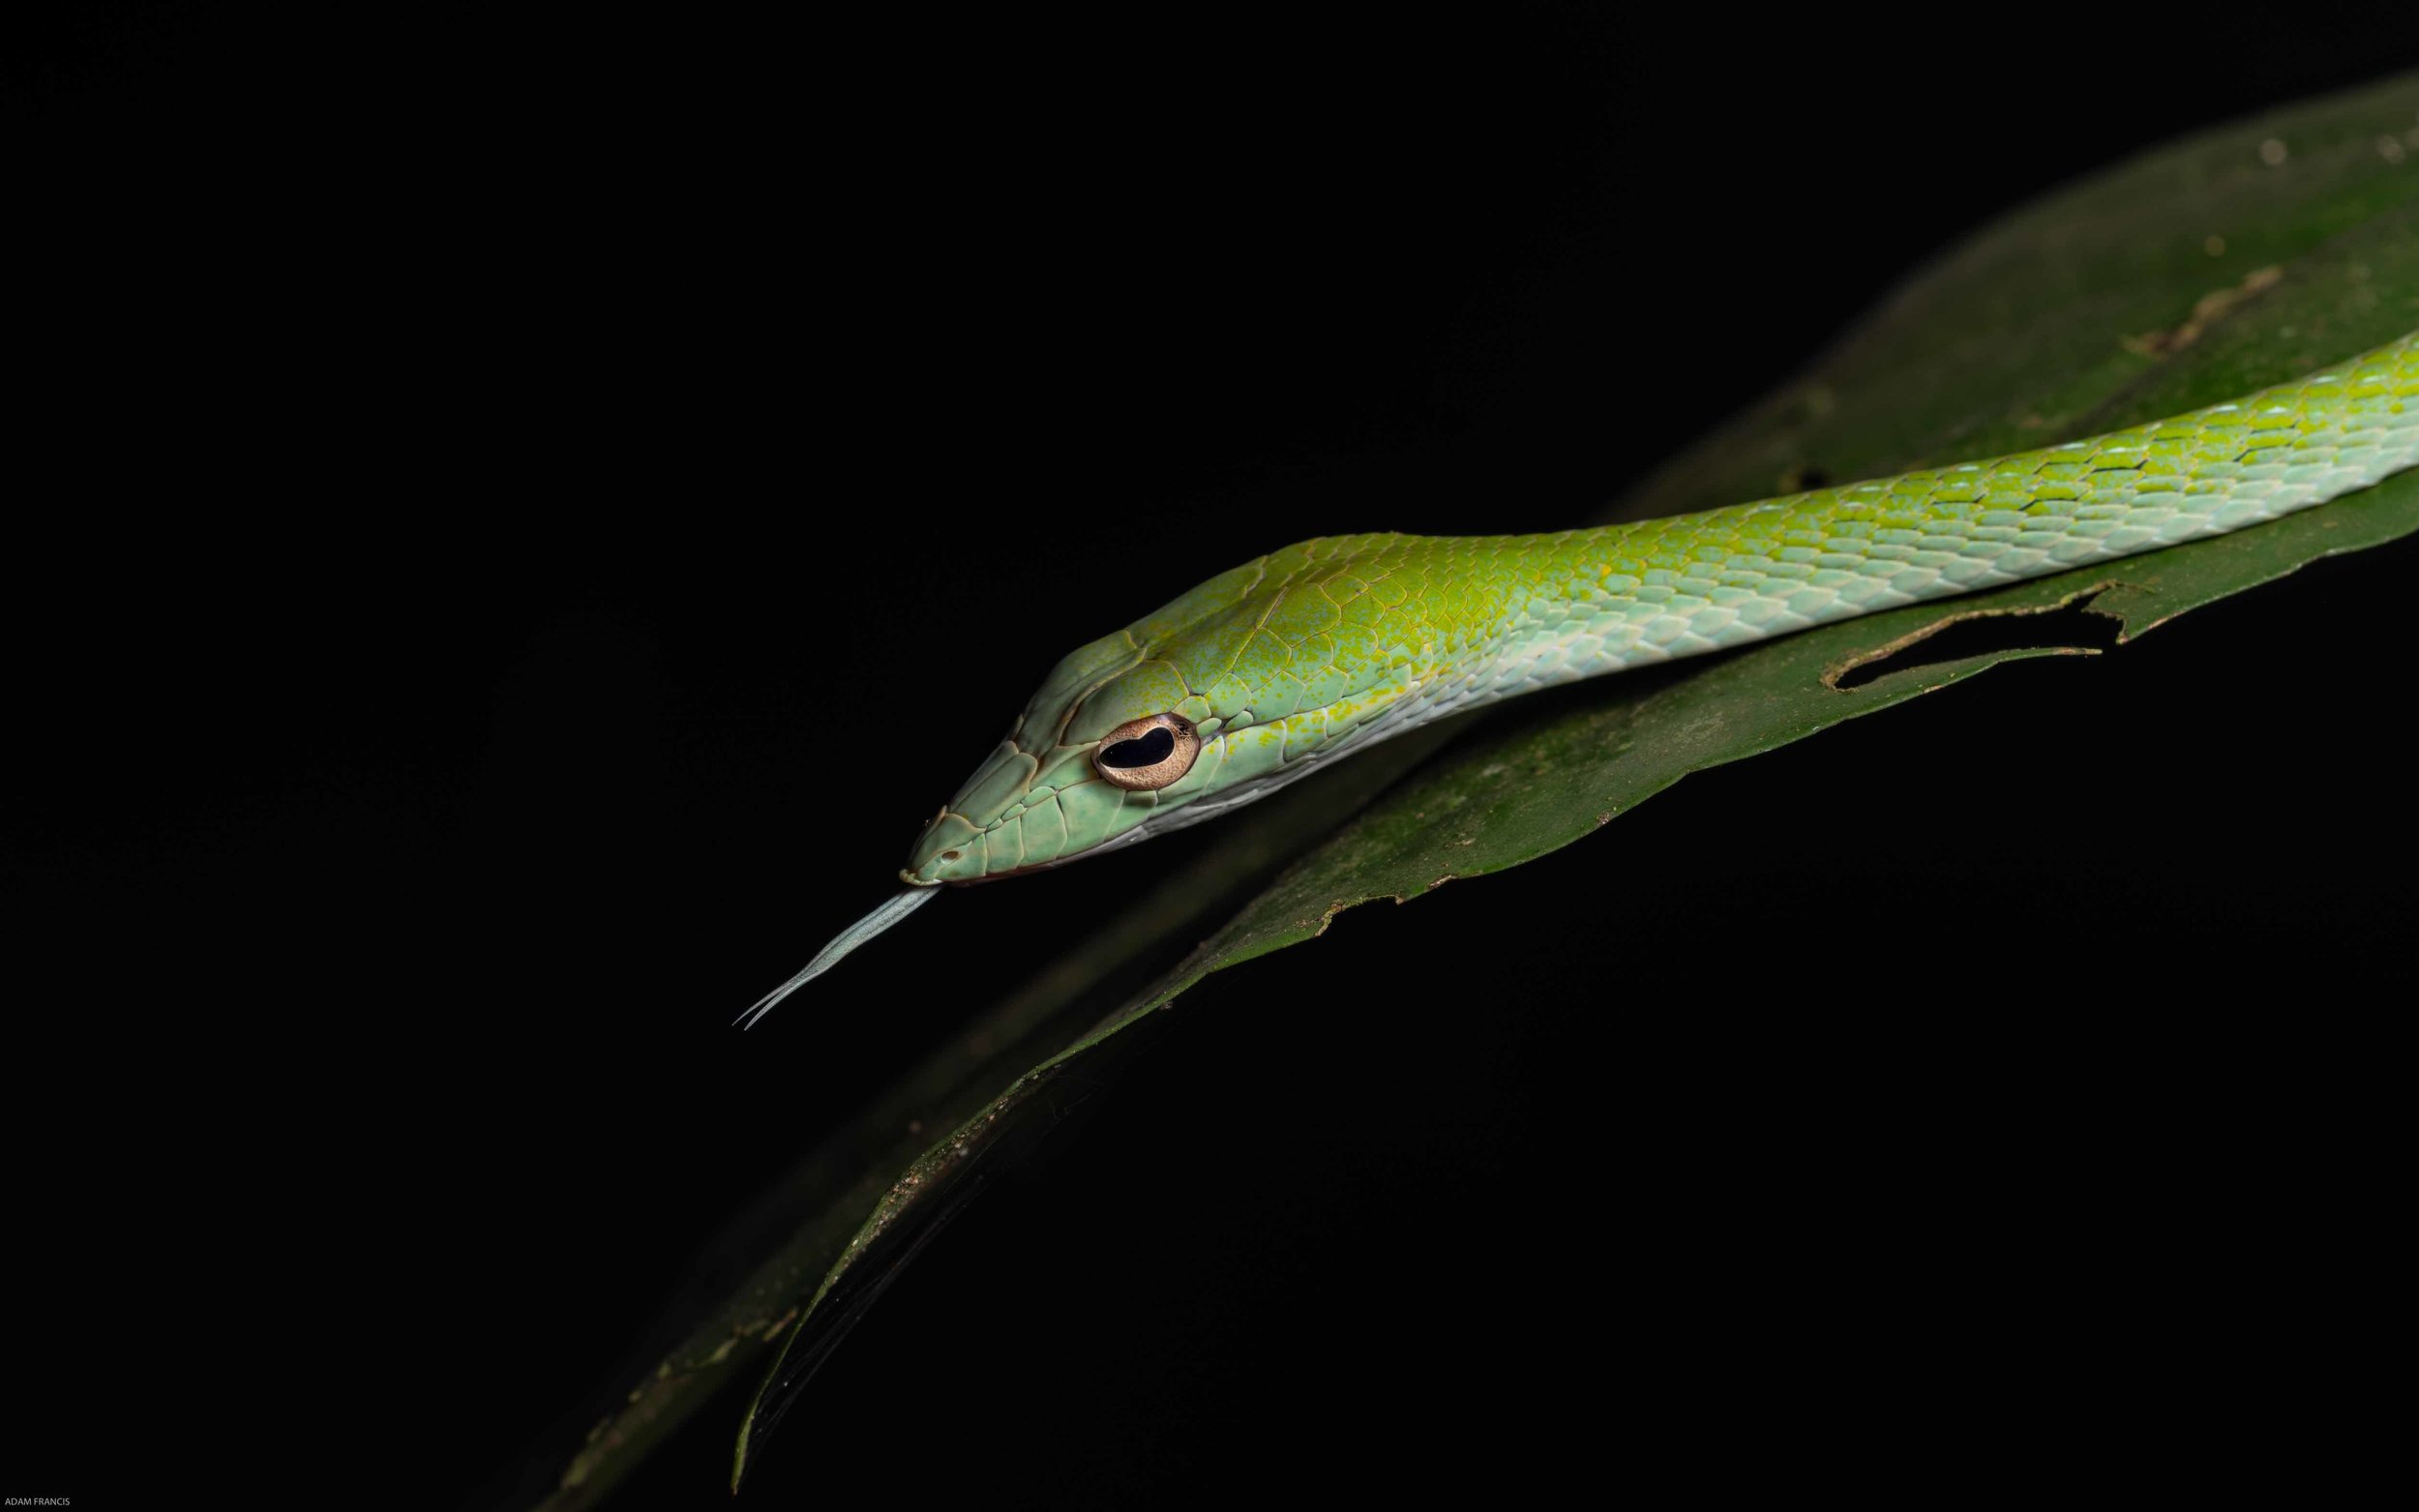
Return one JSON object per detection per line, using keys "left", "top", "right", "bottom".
{"left": 742, "top": 332, "right": 2417, "bottom": 1021}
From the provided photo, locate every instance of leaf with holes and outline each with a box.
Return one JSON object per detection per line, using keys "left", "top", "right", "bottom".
{"left": 519, "top": 70, "right": 2419, "bottom": 1508}
{"left": 728, "top": 69, "right": 2419, "bottom": 1488}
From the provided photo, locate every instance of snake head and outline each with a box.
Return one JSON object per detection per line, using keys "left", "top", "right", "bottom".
{"left": 904, "top": 534, "right": 1422, "bottom": 885}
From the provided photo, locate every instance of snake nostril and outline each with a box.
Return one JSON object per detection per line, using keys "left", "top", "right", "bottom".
{"left": 941, "top": 849, "right": 963, "bottom": 862}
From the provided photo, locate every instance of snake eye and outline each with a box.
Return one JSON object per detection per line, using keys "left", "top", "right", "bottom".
{"left": 1093, "top": 713, "right": 1201, "bottom": 791}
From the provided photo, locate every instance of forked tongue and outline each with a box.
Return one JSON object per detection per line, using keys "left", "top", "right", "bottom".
{"left": 733, "top": 887, "right": 941, "bottom": 1030}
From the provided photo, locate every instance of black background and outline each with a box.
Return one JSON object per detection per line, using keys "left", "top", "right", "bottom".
{"left": 10, "top": 5, "right": 2416, "bottom": 1507}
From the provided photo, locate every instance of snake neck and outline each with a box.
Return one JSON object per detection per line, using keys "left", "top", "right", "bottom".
{"left": 1297, "top": 332, "right": 2418, "bottom": 739}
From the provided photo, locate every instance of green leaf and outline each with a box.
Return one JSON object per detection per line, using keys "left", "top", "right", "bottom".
{"left": 524, "top": 70, "right": 2419, "bottom": 1508}
{"left": 528, "top": 716, "right": 1458, "bottom": 1512}
{"left": 1610, "top": 69, "right": 2419, "bottom": 526}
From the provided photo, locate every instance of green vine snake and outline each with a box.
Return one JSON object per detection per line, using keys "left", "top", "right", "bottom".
{"left": 739, "top": 331, "right": 2417, "bottom": 1027}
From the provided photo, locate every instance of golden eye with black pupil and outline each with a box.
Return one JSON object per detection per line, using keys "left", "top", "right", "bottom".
{"left": 1092, "top": 713, "right": 1201, "bottom": 791}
